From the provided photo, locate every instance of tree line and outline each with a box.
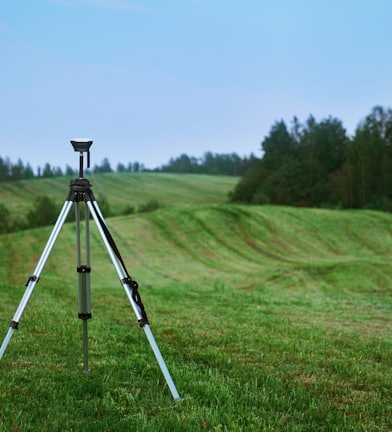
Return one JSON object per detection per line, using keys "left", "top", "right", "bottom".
{"left": 0, "top": 152, "right": 253, "bottom": 182}
{"left": 230, "top": 106, "right": 392, "bottom": 211}
{"left": 0, "top": 157, "right": 145, "bottom": 181}
{"left": 156, "top": 152, "right": 256, "bottom": 176}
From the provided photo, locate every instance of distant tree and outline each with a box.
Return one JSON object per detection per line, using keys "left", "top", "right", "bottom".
{"left": 345, "top": 106, "right": 392, "bottom": 209}
{"left": 262, "top": 120, "right": 295, "bottom": 162}
{"left": 52, "top": 166, "right": 63, "bottom": 177}
{"left": 228, "top": 153, "right": 245, "bottom": 176}
{"left": 162, "top": 154, "right": 197, "bottom": 173}
{"left": 0, "top": 158, "right": 35, "bottom": 181}
{"left": 159, "top": 151, "right": 251, "bottom": 175}
{"left": 231, "top": 120, "right": 295, "bottom": 203}
{"left": 24, "top": 163, "right": 35, "bottom": 179}
{"left": 93, "top": 158, "right": 113, "bottom": 174}
{"left": 117, "top": 163, "right": 126, "bottom": 173}
{"left": 230, "top": 115, "right": 350, "bottom": 207}
{"left": 0, "top": 157, "right": 10, "bottom": 181}
{"left": 201, "top": 152, "right": 217, "bottom": 174}
{"left": 229, "top": 157, "right": 264, "bottom": 202}
{"left": 297, "top": 116, "right": 349, "bottom": 206}
{"left": 124, "top": 162, "right": 145, "bottom": 172}
{"left": 102, "top": 158, "right": 113, "bottom": 173}
{"left": 65, "top": 165, "right": 76, "bottom": 177}
{"left": 10, "top": 159, "right": 25, "bottom": 180}
{"left": 42, "top": 163, "right": 54, "bottom": 178}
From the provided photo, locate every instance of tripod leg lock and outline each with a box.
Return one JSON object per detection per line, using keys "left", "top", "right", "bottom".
{"left": 10, "top": 320, "right": 19, "bottom": 329}
{"left": 77, "top": 265, "right": 91, "bottom": 274}
{"left": 25, "top": 275, "right": 39, "bottom": 287}
{"left": 122, "top": 277, "right": 138, "bottom": 289}
{"left": 121, "top": 277, "right": 149, "bottom": 327}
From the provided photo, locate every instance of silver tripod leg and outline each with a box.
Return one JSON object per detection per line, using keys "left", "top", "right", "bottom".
{"left": 87, "top": 200, "right": 181, "bottom": 401}
{"left": 0, "top": 200, "right": 74, "bottom": 359}
{"left": 75, "top": 202, "right": 92, "bottom": 373}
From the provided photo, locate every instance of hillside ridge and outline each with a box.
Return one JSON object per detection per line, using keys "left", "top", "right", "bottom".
{"left": 1, "top": 203, "right": 392, "bottom": 297}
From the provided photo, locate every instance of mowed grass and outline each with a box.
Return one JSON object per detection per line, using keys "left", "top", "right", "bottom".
{"left": 0, "top": 174, "right": 392, "bottom": 431}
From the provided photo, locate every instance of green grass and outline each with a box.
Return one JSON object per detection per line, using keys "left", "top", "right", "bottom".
{"left": 0, "top": 174, "right": 392, "bottom": 431}
{"left": 0, "top": 172, "right": 238, "bottom": 218}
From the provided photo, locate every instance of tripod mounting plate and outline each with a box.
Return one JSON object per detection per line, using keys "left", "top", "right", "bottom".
{"left": 71, "top": 139, "right": 93, "bottom": 153}
{"left": 71, "top": 139, "right": 93, "bottom": 177}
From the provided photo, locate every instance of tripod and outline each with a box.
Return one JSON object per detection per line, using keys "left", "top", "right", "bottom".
{"left": 0, "top": 139, "right": 181, "bottom": 401}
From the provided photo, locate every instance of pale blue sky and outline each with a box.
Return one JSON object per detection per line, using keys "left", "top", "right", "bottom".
{"left": 1, "top": 0, "right": 392, "bottom": 171}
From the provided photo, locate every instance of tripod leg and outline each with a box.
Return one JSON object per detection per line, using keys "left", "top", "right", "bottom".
{"left": 75, "top": 202, "right": 92, "bottom": 373}
{"left": 0, "top": 200, "right": 74, "bottom": 359}
{"left": 87, "top": 200, "right": 181, "bottom": 400}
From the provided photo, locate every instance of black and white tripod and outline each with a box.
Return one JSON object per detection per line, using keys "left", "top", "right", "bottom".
{"left": 0, "top": 139, "right": 181, "bottom": 400}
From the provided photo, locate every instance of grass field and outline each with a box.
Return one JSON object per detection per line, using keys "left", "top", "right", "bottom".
{"left": 0, "top": 172, "right": 238, "bottom": 217}
{"left": 0, "top": 174, "right": 391, "bottom": 431}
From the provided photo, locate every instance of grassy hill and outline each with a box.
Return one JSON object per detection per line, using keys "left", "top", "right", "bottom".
{"left": 0, "top": 173, "right": 391, "bottom": 431}
{"left": 0, "top": 172, "right": 238, "bottom": 217}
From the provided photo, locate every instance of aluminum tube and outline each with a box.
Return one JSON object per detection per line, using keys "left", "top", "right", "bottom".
{"left": 88, "top": 202, "right": 142, "bottom": 319}
{"left": 85, "top": 204, "right": 91, "bottom": 268}
{"left": 11, "top": 200, "right": 73, "bottom": 323}
{"left": 91, "top": 200, "right": 108, "bottom": 227}
{"left": 87, "top": 201, "right": 181, "bottom": 400}
{"left": 33, "top": 200, "right": 74, "bottom": 279}
{"left": 82, "top": 320, "right": 90, "bottom": 373}
{"left": 143, "top": 324, "right": 181, "bottom": 400}
{"left": 75, "top": 202, "right": 82, "bottom": 267}
{"left": 87, "top": 201, "right": 125, "bottom": 277}
{"left": 0, "top": 200, "right": 74, "bottom": 359}
{"left": 0, "top": 328, "right": 13, "bottom": 359}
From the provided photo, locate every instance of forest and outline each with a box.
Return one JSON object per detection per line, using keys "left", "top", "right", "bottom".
{"left": 230, "top": 105, "right": 392, "bottom": 211}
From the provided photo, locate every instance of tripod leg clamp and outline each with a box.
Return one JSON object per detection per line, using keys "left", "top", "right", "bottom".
{"left": 25, "top": 275, "right": 39, "bottom": 287}
{"left": 122, "top": 277, "right": 149, "bottom": 327}
{"left": 77, "top": 266, "right": 91, "bottom": 274}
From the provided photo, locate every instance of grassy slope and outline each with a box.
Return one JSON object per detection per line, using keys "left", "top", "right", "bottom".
{"left": 0, "top": 174, "right": 391, "bottom": 431}
{"left": 0, "top": 172, "right": 237, "bottom": 216}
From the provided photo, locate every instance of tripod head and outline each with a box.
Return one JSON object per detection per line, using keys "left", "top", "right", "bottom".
{"left": 71, "top": 139, "right": 93, "bottom": 178}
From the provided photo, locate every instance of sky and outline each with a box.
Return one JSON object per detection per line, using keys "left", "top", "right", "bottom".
{"left": 1, "top": 0, "right": 392, "bottom": 172}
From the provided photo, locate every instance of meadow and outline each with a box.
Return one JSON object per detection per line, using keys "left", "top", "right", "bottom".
{"left": 0, "top": 173, "right": 391, "bottom": 431}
